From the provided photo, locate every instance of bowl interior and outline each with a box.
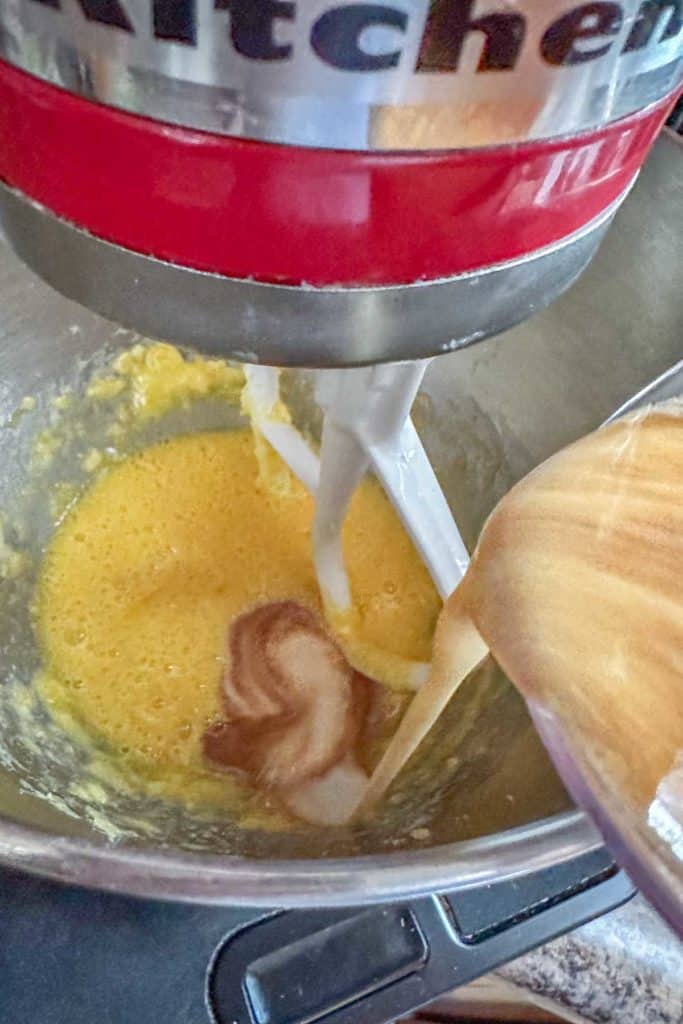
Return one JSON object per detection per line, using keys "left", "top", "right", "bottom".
{"left": 0, "top": 253, "right": 572, "bottom": 863}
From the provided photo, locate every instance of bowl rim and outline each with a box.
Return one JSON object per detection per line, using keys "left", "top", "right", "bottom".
{"left": 0, "top": 807, "right": 602, "bottom": 906}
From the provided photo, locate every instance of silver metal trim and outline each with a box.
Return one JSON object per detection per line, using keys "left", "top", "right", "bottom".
{"left": 609, "top": 357, "right": 683, "bottom": 419}
{"left": 0, "top": 179, "right": 631, "bottom": 366}
{"left": 0, "top": 0, "right": 681, "bottom": 150}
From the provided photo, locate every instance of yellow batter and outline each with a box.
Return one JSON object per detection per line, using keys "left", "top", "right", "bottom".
{"left": 36, "top": 414, "right": 440, "bottom": 824}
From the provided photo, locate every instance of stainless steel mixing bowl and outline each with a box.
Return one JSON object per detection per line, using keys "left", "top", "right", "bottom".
{"left": 0, "top": 132, "right": 680, "bottom": 907}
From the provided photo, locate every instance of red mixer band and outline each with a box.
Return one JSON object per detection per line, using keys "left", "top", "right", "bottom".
{"left": 0, "top": 58, "right": 674, "bottom": 286}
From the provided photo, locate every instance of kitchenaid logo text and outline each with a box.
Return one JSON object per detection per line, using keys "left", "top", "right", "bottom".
{"left": 29, "top": 0, "right": 683, "bottom": 71}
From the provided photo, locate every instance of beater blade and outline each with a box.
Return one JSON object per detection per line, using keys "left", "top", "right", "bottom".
{"left": 313, "top": 362, "right": 470, "bottom": 612}
{"left": 242, "top": 362, "right": 470, "bottom": 683}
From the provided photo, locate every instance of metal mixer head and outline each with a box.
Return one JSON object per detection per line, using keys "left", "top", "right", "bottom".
{"left": 0, "top": 0, "right": 680, "bottom": 365}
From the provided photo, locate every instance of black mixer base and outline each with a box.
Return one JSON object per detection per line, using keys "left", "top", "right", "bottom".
{"left": 0, "top": 850, "right": 633, "bottom": 1024}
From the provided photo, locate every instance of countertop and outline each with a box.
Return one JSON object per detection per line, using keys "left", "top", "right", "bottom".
{"left": 497, "top": 895, "right": 682, "bottom": 1024}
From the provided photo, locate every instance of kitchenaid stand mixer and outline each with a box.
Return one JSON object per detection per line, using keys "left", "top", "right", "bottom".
{"left": 0, "top": 3, "right": 681, "bottom": 1023}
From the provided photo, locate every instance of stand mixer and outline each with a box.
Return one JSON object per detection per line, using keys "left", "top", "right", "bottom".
{"left": 0, "top": 3, "right": 681, "bottom": 1023}
{"left": 0, "top": 0, "right": 681, "bottom": 365}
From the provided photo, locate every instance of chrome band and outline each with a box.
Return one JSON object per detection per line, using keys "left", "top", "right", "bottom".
{"left": 0, "top": 178, "right": 632, "bottom": 366}
{"left": 0, "top": 0, "right": 681, "bottom": 150}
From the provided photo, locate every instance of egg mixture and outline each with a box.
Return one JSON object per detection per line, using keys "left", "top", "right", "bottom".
{"left": 35, "top": 346, "right": 440, "bottom": 827}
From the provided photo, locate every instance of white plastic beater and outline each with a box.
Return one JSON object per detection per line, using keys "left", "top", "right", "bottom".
{"left": 312, "top": 362, "right": 469, "bottom": 609}
{"left": 242, "top": 364, "right": 320, "bottom": 494}
{"left": 242, "top": 362, "right": 470, "bottom": 682}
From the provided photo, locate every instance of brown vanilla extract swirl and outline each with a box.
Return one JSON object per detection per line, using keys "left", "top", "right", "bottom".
{"left": 204, "top": 602, "right": 371, "bottom": 813}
